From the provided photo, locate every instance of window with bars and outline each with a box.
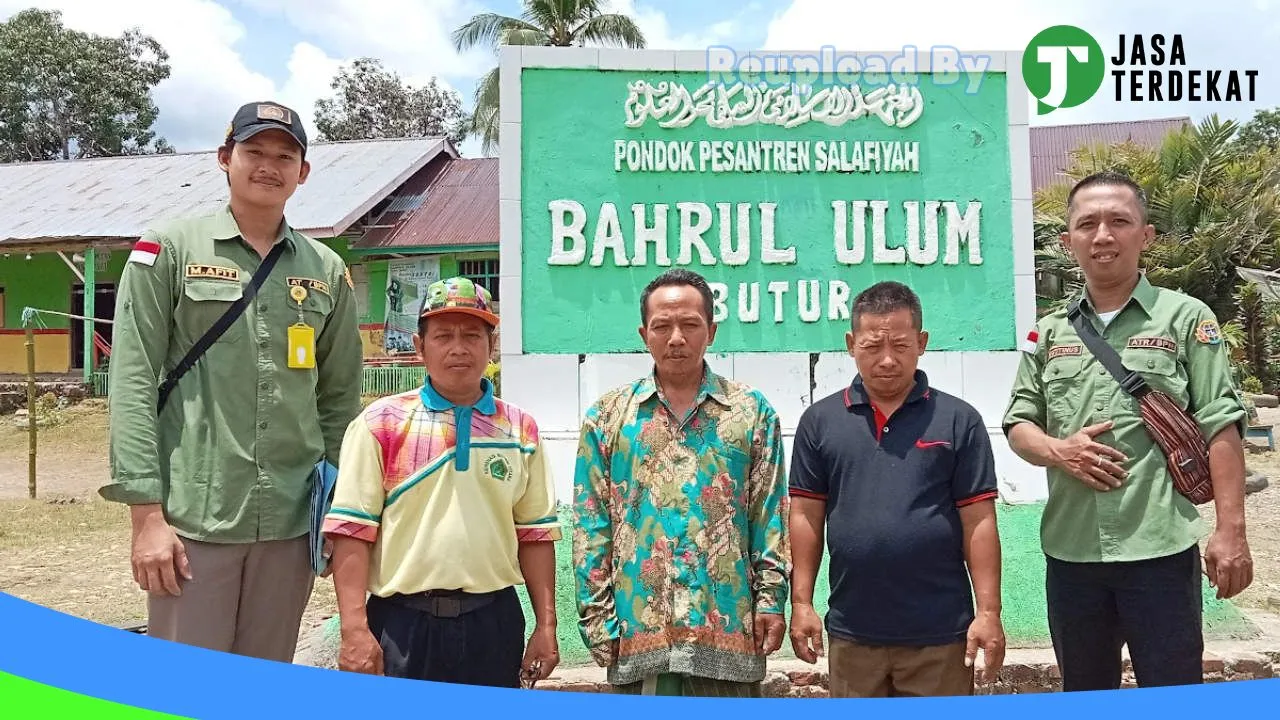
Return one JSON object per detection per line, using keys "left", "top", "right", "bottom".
{"left": 459, "top": 259, "right": 500, "bottom": 301}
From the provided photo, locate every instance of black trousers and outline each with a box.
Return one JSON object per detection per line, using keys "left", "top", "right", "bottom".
{"left": 1045, "top": 544, "right": 1204, "bottom": 691}
{"left": 366, "top": 586, "right": 525, "bottom": 687}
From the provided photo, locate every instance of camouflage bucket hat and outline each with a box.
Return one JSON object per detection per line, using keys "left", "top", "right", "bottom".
{"left": 418, "top": 277, "right": 499, "bottom": 328}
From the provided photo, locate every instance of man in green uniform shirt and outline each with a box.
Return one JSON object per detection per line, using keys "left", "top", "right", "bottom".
{"left": 1003, "top": 171, "right": 1253, "bottom": 690}
{"left": 101, "top": 101, "right": 364, "bottom": 662}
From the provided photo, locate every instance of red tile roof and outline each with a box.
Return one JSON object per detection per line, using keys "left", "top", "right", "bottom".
{"left": 1030, "top": 116, "right": 1190, "bottom": 191}
{"left": 353, "top": 156, "right": 498, "bottom": 251}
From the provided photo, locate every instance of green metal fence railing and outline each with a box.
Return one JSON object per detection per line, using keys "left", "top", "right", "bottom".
{"left": 360, "top": 365, "right": 426, "bottom": 396}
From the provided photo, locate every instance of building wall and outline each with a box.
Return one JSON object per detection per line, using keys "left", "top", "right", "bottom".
{"left": 0, "top": 250, "right": 129, "bottom": 373}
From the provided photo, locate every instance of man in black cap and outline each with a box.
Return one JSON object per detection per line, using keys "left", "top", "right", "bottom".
{"left": 102, "top": 101, "right": 364, "bottom": 662}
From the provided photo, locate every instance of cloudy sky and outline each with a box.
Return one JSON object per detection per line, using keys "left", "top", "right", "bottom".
{"left": 3, "top": 0, "right": 1277, "bottom": 158}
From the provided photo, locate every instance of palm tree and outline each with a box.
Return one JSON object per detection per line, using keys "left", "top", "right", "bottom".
{"left": 453, "top": 0, "right": 646, "bottom": 155}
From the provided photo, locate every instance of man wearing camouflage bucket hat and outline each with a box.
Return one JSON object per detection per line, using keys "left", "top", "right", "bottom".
{"left": 324, "top": 277, "right": 562, "bottom": 688}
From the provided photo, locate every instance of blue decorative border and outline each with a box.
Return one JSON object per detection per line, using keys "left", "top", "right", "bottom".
{"left": 1, "top": 591, "right": 1277, "bottom": 717}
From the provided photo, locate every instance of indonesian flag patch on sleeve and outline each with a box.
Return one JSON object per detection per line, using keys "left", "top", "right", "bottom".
{"left": 128, "top": 239, "right": 161, "bottom": 266}
{"left": 1021, "top": 330, "right": 1039, "bottom": 354}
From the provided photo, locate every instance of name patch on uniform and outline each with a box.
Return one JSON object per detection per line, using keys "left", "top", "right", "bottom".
{"left": 1047, "top": 344, "right": 1083, "bottom": 360}
{"left": 287, "top": 277, "right": 330, "bottom": 296}
{"left": 185, "top": 264, "right": 240, "bottom": 281}
{"left": 1127, "top": 336, "right": 1177, "bottom": 353}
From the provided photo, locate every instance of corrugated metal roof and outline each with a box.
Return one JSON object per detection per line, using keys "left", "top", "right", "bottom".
{"left": 1030, "top": 117, "right": 1190, "bottom": 191}
{"left": 0, "top": 137, "right": 454, "bottom": 245}
{"left": 353, "top": 157, "right": 498, "bottom": 251}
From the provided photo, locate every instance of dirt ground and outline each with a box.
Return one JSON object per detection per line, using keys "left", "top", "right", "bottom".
{"left": 1, "top": 400, "right": 1278, "bottom": 646}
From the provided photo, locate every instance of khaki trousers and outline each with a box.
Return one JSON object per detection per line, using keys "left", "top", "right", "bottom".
{"left": 146, "top": 535, "right": 313, "bottom": 663}
{"left": 828, "top": 636, "right": 974, "bottom": 698}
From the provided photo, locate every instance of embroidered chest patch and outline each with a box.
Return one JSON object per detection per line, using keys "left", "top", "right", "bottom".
{"left": 1195, "top": 320, "right": 1222, "bottom": 345}
{"left": 1127, "top": 336, "right": 1177, "bottom": 353}
{"left": 485, "top": 454, "right": 511, "bottom": 482}
{"left": 1047, "top": 344, "right": 1083, "bottom": 360}
{"left": 287, "top": 277, "right": 330, "bottom": 296}
{"left": 185, "top": 264, "right": 240, "bottom": 281}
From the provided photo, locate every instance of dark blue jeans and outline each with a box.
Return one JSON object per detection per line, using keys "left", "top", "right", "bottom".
{"left": 366, "top": 586, "right": 525, "bottom": 687}
{"left": 1045, "top": 544, "right": 1204, "bottom": 691}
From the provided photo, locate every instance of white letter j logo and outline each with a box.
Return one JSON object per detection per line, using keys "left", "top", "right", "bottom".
{"left": 1036, "top": 45, "right": 1089, "bottom": 108}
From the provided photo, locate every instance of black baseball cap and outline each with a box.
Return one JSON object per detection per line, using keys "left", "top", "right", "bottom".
{"left": 225, "top": 101, "right": 308, "bottom": 155}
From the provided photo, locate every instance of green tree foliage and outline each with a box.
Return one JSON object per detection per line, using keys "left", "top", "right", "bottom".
{"left": 452, "top": 0, "right": 646, "bottom": 155}
{"left": 1236, "top": 107, "right": 1280, "bottom": 154}
{"left": 0, "top": 8, "right": 172, "bottom": 162}
{"left": 313, "top": 58, "right": 469, "bottom": 145}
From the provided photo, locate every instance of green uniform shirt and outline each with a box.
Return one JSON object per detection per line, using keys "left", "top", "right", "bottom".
{"left": 1002, "top": 274, "right": 1246, "bottom": 563}
{"left": 101, "top": 205, "right": 364, "bottom": 544}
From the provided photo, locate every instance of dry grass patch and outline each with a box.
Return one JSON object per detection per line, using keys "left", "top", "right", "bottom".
{"left": 0, "top": 496, "right": 143, "bottom": 628}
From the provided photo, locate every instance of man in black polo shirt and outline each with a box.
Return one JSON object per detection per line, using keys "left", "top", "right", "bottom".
{"left": 787, "top": 281, "right": 1006, "bottom": 697}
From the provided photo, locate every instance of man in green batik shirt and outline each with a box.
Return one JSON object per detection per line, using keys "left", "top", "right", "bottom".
{"left": 573, "top": 268, "right": 790, "bottom": 698}
{"left": 101, "top": 101, "right": 363, "bottom": 662}
{"left": 1002, "top": 171, "right": 1253, "bottom": 691}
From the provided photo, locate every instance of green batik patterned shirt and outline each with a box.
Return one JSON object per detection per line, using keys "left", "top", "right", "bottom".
{"left": 1002, "top": 274, "right": 1247, "bottom": 563}
{"left": 101, "top": 204, "right": 364, "bottom": 544}
{"left": 573, "top": 363, "right": 791, "bottom": 686}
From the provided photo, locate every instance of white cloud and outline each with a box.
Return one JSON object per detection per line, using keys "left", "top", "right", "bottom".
{"left": 764, "top": 0, "right": 1059, "bottom": 55}
{"left": 248, "top": 0, "right": 490, "bottom": 80}
{"left": 603, "top": 0, "right": 736, "bottom": 50}
{"left": 275, "top": 43, "right": 344, "bottom": 139}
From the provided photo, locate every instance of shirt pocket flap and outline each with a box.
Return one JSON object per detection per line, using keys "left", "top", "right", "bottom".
{"left": 1042, "top": 356, "right": 1084, "bottom": 383}
{"left": 1122, "top": 347, "right": 1179, "bottom": 377}
{"left": 183, "top": 279, "right": 245, "bottom": 303}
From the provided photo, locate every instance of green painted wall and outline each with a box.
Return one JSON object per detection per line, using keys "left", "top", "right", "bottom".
{"left": 364, "top": 261, "right": 387, "bottom": 325}
{"left": 0, "top": 254, "right": 70, "bottom": 328}
{"left": 0, "top": 249, "right": 129, "bottom": 329}
{"left": 519, "top": 67, "right": 1015, "bottom": 354}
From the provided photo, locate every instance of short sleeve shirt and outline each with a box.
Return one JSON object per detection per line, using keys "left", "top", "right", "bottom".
{"left": 323, "top": 377, "right": 561, "bottom": 597}
{"left": 789, "top": 370, "right": 998, "bottom": 646}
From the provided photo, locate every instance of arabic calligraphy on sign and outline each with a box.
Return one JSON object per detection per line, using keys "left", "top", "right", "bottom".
{"left": 622, "top": 80, "right": 925, "bottom": 130}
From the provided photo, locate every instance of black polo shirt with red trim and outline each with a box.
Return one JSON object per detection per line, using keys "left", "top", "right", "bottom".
{"left": 789, "top": 369, "right": 999, "bottom": 647}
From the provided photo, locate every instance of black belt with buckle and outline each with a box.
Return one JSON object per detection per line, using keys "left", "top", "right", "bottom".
{"left": 388, "top": 588, "right": 507, "bottom": 618}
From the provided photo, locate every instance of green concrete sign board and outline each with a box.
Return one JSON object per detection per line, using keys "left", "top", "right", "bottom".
{"left": 505, "top": 48, "right": 1028, "bottom": 355}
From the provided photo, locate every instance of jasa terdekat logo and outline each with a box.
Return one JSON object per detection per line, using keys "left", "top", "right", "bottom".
{"left": 1024, "top": 26, "right": 1260, "bottom": 115}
